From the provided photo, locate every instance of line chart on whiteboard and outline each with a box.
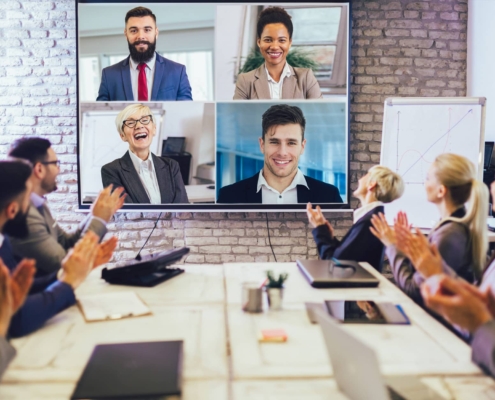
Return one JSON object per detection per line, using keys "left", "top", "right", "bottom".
{"left": 393, "top": 108, "right": 475, "bottom": 185}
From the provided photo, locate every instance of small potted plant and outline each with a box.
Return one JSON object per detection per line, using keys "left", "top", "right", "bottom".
{"left": 264, "top": 271, "right": 288, "bottom": 310}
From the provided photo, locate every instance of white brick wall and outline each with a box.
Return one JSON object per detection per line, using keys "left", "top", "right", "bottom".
{"left": 0, "top": 0, "right": 467, "bottom": 264}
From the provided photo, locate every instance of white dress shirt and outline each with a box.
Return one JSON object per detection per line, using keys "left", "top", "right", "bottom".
{"left": 0, "top": 233, "right": 4, "bottom": 248}
{"left": 265, "top": 62, "right": 292, "bottom": 100}
{"left": 129, "top": 54, "right": 156, "bottom": 101}
{"left": 353, "top": 201, "right": 384, "bottom": 223}
{"left": 128, "top": 150, "right": 161, "bottom": 204}
{"left": 257, "top": 169, "right": 308, "bottom": 204}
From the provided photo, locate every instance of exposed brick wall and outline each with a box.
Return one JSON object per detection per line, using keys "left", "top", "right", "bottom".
{"left": 0, "top": 0, "right": 467, "bottom": 264}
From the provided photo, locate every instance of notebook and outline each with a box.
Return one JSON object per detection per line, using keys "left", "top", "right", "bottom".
{"left": 71, "top": 340, "right": 183, "bottom": 399}
{"left": 77, "top": 291, "right": 152, "bottom": 322}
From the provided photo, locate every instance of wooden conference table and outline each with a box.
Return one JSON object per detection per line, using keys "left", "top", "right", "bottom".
{"left": 1, "top": 262, "right": 495, "bottom": 399}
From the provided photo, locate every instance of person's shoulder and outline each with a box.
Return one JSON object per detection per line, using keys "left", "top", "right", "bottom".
{"left": 305, "top": 176, "right": 339, "bottom": 192}
{"left": 292, "top": 66, "right": 314, "bottom": 78}
{"left": 304, "top": 176, "right": 342, "bottom": 202}
{"left": 222, "top": 175, "right": 257, "bottom": 191}
{"left": 237, "top": 66, "right": 261, "bottom": 82}
{"left": 155, "top": 155, "right": 180, "bottom": 169}
{"left": 157, "top": 54, "right": 186, "bottom": 70}
{"left": 102, "top": 57, "right": 129, "bottom": 72}
{"left": 101, "top": 157, "right": 122, "bottom": 171}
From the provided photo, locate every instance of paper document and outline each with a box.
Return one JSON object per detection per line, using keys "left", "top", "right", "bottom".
{"left": 77, "top": 291, "right": 152, "bottom": 322}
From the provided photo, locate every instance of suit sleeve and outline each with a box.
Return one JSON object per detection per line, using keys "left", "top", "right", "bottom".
{"left": 177, "top": 66, "right": 193, "bottom": 100}
{"left": 171, "top": 162, "right": 189, "bottom": 203}
{"left": 0, "top": 336, "right": 16, "bottom": 380}
{"left": 57, "top": 215, "right": 107, "bottom": 251}
{"left": 233, "top": 74, "right": 249, "bottom": 100}
{"left": 101, "top": 165, "right": 134, "bottom": 204}
{"left": 8, "top": 280, "right": 76, "bottom": 338}
{"left": 472, "top": 320, "right": 495, "bottom": 377}
{"left": 96, "top": 68, "right": 110, "bottom": 101}
{"left": 312, "top": 224, "right": 341, "bottom": 260}
{"left": 305, "top": 69, "right": 323, "bottom": 99}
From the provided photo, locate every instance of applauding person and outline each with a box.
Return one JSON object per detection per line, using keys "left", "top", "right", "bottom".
{"left": 9, "top": 137, "right": 125, "bottom": 276}
{"left": 0, "top": 258, "right": 34, "bottom": 378}
{"left": 0, "top": 160, "right": 116, "bottom": 337}
{"left": 307, "top": 165, "right": 404, "bottom": 271}
{"left": 371, "top": 153, "right": 488, "bottom": 303}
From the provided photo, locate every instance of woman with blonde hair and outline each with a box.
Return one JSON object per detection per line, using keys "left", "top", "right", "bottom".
{"left": 101, "top": 103, "right": 188, "bottom": 204}
{"left": 371, "top": 153, "right": 488, "bottom": 303}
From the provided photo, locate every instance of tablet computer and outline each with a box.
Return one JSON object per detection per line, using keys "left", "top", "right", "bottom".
{"left": 324, "top": 300, "right": 410, "bottom": 324}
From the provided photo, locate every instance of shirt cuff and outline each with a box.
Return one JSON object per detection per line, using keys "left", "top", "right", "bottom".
{"left": 90, "top": 216, "right": 107, "bottom": 227}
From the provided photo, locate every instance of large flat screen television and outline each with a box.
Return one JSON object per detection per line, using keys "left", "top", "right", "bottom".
{"left": 77, "top": 0, "right": 351, "bottom": 211}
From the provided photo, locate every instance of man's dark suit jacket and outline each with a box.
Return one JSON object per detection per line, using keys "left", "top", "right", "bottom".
{"left": 0, "top": 237, "right": 75, "bottom": 338}
{"left": 217, "top": 173, "right": 343, "bottom": 204}
{"left": 96, "top": 53, "right": 192, "bottom": 101}
{"left": 101, "top": 151, "right": 189, "bottom": 204}
{"left": 312, "top": 205, "right": 384, "bottom": 271}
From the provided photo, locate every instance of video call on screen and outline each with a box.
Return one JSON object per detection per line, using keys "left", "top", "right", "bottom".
{"left": 77, "top": 1, "right": 350, "bottom": 210}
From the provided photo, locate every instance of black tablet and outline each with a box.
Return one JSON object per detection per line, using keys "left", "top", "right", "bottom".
{"left": 324, "top": 300, "right": 410, "bottom": 324}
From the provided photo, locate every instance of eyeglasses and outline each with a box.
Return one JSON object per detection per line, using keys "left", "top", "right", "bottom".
{"left": 41, "top": 160, "right": 61, "bottom": 167}
{"left": 122, "top": 115, "right": 153, "bottom": 129}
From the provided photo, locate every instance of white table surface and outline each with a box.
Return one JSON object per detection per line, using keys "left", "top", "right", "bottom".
{"left": 1, "top": 262, "right": 494, "bottom": 400}
{"left": 185, "top": 184, "right": 215, "bottom": 203}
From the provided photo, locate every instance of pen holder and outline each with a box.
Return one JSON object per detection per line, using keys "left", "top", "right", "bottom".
{"left": 265, "top": 287, "right": 284, "bottom": 311}
{"left": 241, "top": 282, "right": 263, "bottom": 313}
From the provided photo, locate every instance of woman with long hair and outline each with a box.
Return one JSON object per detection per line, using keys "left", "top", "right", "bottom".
{"left": 371, "top": 153, "right": 488, "bottom": 303}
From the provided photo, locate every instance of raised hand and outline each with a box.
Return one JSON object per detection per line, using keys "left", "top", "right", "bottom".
{"left": 59, "top": 231, "right": 100, "bottom": 290}
{"left": 370, "top": 212, "right": 396, "bottom": 247}
{"left": 306, "top": 203, "right": 334, "bottom": 236}
{"left": 0, "top": 262, "right": 13, "bottom": 337}
{"left": 93, "top": 236, "right": 118, "bottom": 268}
{"left": 400, "top": 227, "right": 443, "bottom": 278}
{"left": 91, "top": 185, "right": 126, "bottom": 223}
{"left": 421, "top": 275, "right": 493, "bottom": 334}
{"left": 9, "top": 259, "right": 36, "bottom": 312}
{"left": 394, "top": 211, "right": 411, "bottom": 230}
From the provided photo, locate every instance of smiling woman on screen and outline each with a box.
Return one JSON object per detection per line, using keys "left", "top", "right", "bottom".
{"left": 101, "top": 103, "right": 188, "bottom": 204}
{"left": 233, "top": 7, "right": 323, "bottom": 100}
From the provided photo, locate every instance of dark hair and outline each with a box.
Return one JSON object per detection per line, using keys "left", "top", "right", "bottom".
{"left": 125, "top": 7, "right": 156, "bottom": 24}
{"left": 261, "top": 104, "right": 306, "bottom": 141}
{"left": 0, "top": 160, "right": 32, "bottom": 211}
{"left": 9, "top": 137, "right": 51, "bottom": 165}
{"left": 257, "top": 7, "right": 293, "bottom": 39}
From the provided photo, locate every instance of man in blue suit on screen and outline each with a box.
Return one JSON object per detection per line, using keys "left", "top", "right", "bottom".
{"left": 96, "top": 6, "right": 193, "bottom": 101}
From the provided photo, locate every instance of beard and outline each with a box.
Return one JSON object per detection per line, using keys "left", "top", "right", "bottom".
{"left": 41, "top": 178, "right": 57, "bottom": 194}
{"left": 128, "top": 37, "right": 156, "bottom": 63}
{"left": 3, "top": 210, "right": 29, "bottom": 239}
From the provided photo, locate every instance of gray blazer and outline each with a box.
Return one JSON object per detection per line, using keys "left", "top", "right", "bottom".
{"left": 101, "top": 151, "right": 189, "bottom": 204}
{"left": 233, "top": 64, "right": 323, "bottom": 100}
{"left": 9, "top": 200, "right": 107, "bottom": 276}
{"left": 0, "top": 335, "right": 16, "bottom": 380}
{"left": 386, "top": 214, "right": 473, "bottom": 304}
{"left": 472, "top": 319, "right": 495, "bottom": 377}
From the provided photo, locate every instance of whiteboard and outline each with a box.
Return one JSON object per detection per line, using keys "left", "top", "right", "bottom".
{"left": 380, "top": 97, "right": 486, "bottom": 228}
{"left": 80, "top": 109, "right": 163, "bottom": 199}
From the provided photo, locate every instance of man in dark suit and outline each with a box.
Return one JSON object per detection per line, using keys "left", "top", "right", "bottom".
{"left": 9, "top": 138, "right": 124, "bottom": 276}
{"left": 0, "top": 160, "right": 107, "bottom": 338}
{"left": 307, "top": 165, "right": 404, "bottom": 271}
{"left": 96, "top": 6, "right": 192, "bottom": 101}
{"left": 217, "top": 104, "right": 342, "bottom": 204}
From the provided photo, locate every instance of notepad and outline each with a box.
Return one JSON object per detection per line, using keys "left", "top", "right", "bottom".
{"left": 77, "top": 291, "right": 152, "bottom": 322}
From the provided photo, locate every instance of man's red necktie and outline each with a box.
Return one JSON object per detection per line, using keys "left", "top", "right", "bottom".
{"left": 137, "top": 63, "right": 148, "bottom": 101}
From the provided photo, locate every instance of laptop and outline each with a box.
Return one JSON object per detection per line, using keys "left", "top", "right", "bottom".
{"left": 315, "top": 309, "right": 443, "bottom": 400}
{"left": 71, "top": 341, "right": 183, "bottom": 399}
{"left": 297, "top": 259, "right": 380, "bottom": 288}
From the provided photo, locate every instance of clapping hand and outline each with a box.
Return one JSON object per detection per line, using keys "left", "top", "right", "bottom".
{"left": 91, "top": 185, "right": 126, "bottom": 223}
{"left": 370, "top": 212, "right": 396, "bottom": 247}
{"left": 0, "top": 258, "right": 35, "bottom": 337}
{"left": 306, "top": 203, "right": 334, "bottom": 237}
{"left": 93, "top": 236, "right": 118, "bottom": 268}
